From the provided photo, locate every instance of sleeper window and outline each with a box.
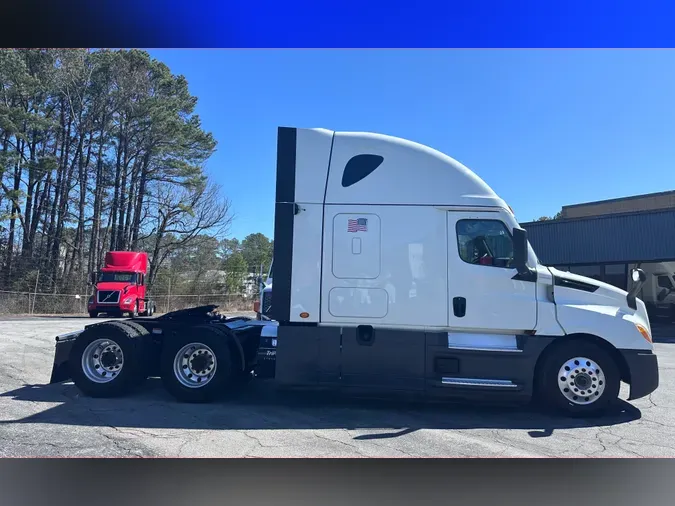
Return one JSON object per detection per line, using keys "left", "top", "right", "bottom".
{"left": 456, "top": 219, "right": 514, "bottom": 268}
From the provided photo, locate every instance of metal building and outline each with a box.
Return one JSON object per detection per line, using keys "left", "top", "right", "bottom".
{"left": 521, "top": 191, "right": 675, "bottom": 322}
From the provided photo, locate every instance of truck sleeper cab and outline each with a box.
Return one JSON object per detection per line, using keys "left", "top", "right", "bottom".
{"left": 269, "top": 126, "right": 658, "bottom": 416}
{"left": 51, "top": 126, "right": 659, "bottom": 417}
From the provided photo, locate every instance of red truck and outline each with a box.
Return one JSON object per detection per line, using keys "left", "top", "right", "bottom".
{"left": 87, "top": 251, "right": 155, "bottom": 318}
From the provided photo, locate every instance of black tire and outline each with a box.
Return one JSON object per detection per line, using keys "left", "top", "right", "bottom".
{"left": 536, "top": 339, "right": 620, "bottom": 418}
{"left": 115, "top": 320, "right": 153, "bottom": 381}
{"left": 116, "top": 320, "right": 150, "bottom": 338}
{"left": 69, "top": 321, "right": 147, "bottom": 398}
{"left": 143, "top": 302, "right": 154, "bottom": 317}
{"left": 89, "top": 311, "right": 98, "bottom": 318}
{"left": 159, "top": 325, "right": 235, "bottom": 403}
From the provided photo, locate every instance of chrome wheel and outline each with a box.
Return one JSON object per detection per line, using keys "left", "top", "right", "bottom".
{"left": 173, "top": 342, "right": 217, "bottom": 389}
{"left": 81, "top": 338, "right": 124, "bottom": 384}
{"left": 557, "top": 356, "right": 606, "bottom": 405}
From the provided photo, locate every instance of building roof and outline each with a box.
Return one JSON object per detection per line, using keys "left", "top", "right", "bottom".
{"left": 522, "top": 208, "right": 675, "bottom": 265}
{"left": 561, "top": 189, "right": 675, "bottom": 219}
{"left": 563, "top": 189, "right": 675, "bottom": 209}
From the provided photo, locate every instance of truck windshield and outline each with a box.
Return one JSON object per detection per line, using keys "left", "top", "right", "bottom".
{"left": 99, "top": 272, "right": 136, "bottom": 283}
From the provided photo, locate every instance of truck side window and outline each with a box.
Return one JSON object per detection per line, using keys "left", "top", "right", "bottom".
{"left": 657, "top": 275, "right": 674, "bottom": 289}
{"left": 456, "top": 219, "right": 514, "bottom": 268}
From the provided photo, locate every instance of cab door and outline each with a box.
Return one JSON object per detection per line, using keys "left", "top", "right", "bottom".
{"left": 447, "top": 211, "right": 537, "bottom": 332}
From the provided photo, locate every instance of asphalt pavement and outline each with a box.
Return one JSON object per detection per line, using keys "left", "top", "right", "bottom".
{"left": 1, "top": 316, "right": 674, "bottom": 457}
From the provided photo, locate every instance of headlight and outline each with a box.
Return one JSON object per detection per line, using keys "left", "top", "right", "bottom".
{"left": 124, "top": 298, "right": 133, "bottom": 304}
{"left": 635, "top": 323, "right": 652, "bottom": 343}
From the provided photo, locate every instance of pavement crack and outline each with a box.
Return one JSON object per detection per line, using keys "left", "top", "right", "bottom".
{"left": 312, "top": 431, "right": 367, "bottom": 456}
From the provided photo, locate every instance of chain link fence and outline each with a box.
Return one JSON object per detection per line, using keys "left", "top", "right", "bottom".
{"left": 0, "top": 290, "right": 254, "bottom": 316}
{"left": 153, "top": 294, "right": 252, "bottom": 314}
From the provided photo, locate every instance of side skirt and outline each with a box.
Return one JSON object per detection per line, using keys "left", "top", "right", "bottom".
{"left": 273, "top": 324, "right": 556, "bottom": 402}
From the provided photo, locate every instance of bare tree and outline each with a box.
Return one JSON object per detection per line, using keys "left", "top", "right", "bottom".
{"left": 146, "top": 179, "right": 232, "bottom": 287}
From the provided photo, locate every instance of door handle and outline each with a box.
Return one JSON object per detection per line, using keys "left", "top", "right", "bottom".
{"left": 453, "top": 297, "right": 466, "bottom": 318}
{"left": 356, "top": 325, "right": 375, "bottom": 346}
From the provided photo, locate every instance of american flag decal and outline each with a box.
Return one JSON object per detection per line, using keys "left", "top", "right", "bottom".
{"left": 348, "top": 218, "right": 368, "bottom": 232}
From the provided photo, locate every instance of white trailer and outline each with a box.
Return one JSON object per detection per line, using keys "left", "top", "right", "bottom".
{"left": 50, "top": 126, "right": 659, "bottom": 417}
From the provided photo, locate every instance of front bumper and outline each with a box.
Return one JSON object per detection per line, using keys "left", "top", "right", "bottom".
{"left": 89, "top": 305, "right": 122, "bottom": 312}
{"left": 621, "top": 349, "right": 659, "bottom": 400}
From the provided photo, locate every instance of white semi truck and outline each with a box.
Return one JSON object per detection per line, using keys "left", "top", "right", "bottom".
{"left": 49, "top": 126, "right": 659, "bottom": 417}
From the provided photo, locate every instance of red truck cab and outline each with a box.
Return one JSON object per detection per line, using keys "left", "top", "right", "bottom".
{"left": 88, "top": 251, "right": 154, "bottom": 318}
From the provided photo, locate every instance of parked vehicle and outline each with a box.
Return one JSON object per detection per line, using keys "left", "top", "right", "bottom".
{"left": 637, "top": 261, "right": 675, "bottom": 322}
{"left": 253, "top": 260, "right": 273, "bottom": 320}
{"left": 87, "top": 251, "right": 155, "bottom": 318}
{"left": 51, "top": 126, "right": 658, "bottom": 417}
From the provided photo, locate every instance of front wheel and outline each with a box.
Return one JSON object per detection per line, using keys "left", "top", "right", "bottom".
{"left": 159, "top": 325, "right": 234, "bottom": 403}
{"left": 536, "top": 339, "right": 620, "bottom": 417}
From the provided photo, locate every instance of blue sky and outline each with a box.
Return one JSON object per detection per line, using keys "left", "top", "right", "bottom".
{"left": 147, "top": 49, "right": 675, "bottom": 241}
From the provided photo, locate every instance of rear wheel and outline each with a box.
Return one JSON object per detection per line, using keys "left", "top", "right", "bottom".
{"left": 536, "top": 339, "right": 620, "bottom": 417}
{"left": 160, "top": 325, "right": 234, "bottom": 403}
{"left": 69, "top": 322, "right": 147, "bottom": 398}
{"left": 141, "top": 301, "right": 154, "bottom": 317}
{"left": 89, "top": 311, "right": 98, "bottom": 318}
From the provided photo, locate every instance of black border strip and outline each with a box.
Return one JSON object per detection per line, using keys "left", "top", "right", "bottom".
{"left": 275, "top": 127, "right": 297, "bottom": 204}
{"left": 271, "top": 127, "right": 298, "bottom": 322}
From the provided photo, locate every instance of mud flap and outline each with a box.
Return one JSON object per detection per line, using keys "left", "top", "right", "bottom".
{"left": 49, "top": 332, "right": 80, "bottom": 384}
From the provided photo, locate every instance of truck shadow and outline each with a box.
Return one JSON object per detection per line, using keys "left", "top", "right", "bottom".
{"left": 0, "top": 379, "right": 641, "bottom": 439}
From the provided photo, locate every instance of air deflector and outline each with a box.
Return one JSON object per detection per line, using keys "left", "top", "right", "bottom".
{"left": 341, "top": 154, "right": 384, "bottom": 187}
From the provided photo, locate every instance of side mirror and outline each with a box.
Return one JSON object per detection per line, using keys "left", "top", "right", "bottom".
{"left": 657, "top": 288, "right": 669, "bottom": 302}
{"left": 512, "top": 227, "right": 529, "bottom": 274}
{"left": 631, "top": 268, "right": 647, "bottom": 284}
{"left": 627, "top": 268, "right": 647, "bottom": 310}
{"left": 89, "top": 272, "right": 97, "bottom": 285}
